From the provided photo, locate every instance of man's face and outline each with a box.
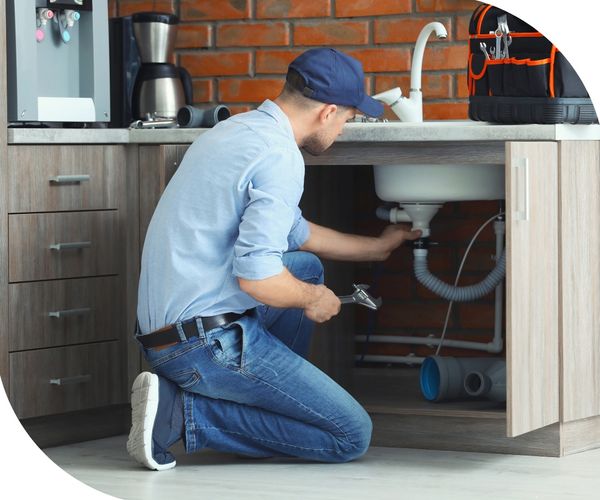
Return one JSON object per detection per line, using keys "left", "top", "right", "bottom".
{"left": 302, "top": 107, "right": 356, "bottom": 156}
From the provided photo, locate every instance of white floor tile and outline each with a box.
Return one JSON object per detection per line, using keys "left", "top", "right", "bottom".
{"left": 44, "top": 435, "right": 600, "bottom": 500}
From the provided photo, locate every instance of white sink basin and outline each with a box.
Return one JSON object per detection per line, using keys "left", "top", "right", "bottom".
{"left": 373, "top": 163, "right": 505, "bottom": 203}
{"left": 342, "top": 121, "right": 506, "bottom": 203}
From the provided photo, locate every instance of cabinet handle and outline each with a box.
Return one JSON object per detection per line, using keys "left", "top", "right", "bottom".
{"left": 49, "top": 175, "right": 91, "bottom": 184}
{"left": 49, "top": 374, "right": 92, "bottom": 386}
{"left": 49, "top": 241, "right": 92, "bottom": 251}
{"left": 48, "top": 307, "right": 92, "bottom": 319}
{"left": 514, "top": 158, "right": 529, "bottom": 222}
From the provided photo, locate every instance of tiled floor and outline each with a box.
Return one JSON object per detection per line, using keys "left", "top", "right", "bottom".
{"left": 43, "top": 435, "right": 600, "bottom": 500}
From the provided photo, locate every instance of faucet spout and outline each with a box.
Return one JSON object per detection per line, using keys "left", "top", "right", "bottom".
{"left": 372, "top": 21, "right": 447, "bottom": 123}
{"left": 411, "top": 22, "right": 448, "bottom": 91}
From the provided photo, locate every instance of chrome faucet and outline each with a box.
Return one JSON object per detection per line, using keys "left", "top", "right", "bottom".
{"left": 373, "top": 22, "right": 448, "bottom": 122}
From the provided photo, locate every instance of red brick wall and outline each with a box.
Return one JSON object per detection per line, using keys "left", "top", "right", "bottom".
{"left": 110, "top": 0, "right": 501, "bottom": 361}
{"left": 109, "top": 0, "right": 479, "bottom": 119}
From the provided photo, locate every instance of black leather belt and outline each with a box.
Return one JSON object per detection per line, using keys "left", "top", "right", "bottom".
{"left": 137, "top": 311, "right": 248, "bottom": 349}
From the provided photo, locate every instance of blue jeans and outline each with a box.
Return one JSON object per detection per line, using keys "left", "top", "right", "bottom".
{"left": 139, "top": 251, "right": 372, "bottom": 462}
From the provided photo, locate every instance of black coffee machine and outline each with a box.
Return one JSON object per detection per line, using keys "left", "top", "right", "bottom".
{"left": 109, "top": 12, "right": 193, "bottom": 127}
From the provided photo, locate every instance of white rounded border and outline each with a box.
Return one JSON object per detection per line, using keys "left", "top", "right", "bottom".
{"left": 486, "top": 0, "right": 600, "bottom": 111}
{"left": 0, "top": 380, "right": 116, "bottom": 499}
{"left": 2, "top": 2, "right": 600, "bottom": 499}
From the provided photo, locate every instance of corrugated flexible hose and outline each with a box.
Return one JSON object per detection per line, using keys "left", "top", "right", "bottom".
{"left": 414, "top": 251, "right": 505, "bottom": 302}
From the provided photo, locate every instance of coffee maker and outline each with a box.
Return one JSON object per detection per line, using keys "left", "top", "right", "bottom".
{"left": 109, "top": 12, "right": 192, "bottom": 127}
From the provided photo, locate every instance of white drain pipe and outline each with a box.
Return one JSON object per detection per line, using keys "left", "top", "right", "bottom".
{"left": 358, "top": 213, "right": 505, "bottom": 362}
{"left": 355, "top": 354, "right": 425, "bottom": 365}
{"left": 490, "top": 219, "right": 505, "bottom": 352}
{"left": 355, "top": 334, "right": 501, "bottom": 353}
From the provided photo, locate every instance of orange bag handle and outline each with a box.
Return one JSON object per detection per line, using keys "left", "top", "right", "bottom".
{"left": 549, "top": 45, "right": 557, "bottom": 98}
{"left": 477, "top": 4, "right": 493, "bottom": 34}
{"left": 469, "top": 32, "right": 544, "bottom": 39}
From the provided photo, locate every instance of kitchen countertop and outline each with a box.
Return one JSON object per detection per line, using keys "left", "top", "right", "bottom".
{"left": 7, "top": 121, "right": 600, "bottom": 144}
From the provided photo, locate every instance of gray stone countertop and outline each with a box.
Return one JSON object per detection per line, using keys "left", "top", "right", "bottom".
{"left": 7, "top": 120, "right": 600, "bottom": 144}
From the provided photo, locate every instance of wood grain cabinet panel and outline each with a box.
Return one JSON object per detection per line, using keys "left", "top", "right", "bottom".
{"left": 558, "top": 141, "right": 600, "bottom": 422}
{"left": 1, "top": 140, "right": 130, "bottom": 443}
{"left": 9, "top": 276, "right": 122, "bottom": 351}
{"left": 7, "top": 145, "right": 124, "bottom": 213}
{"left": 9, "top": 341, "right": 124, "bottom": 419}
{"left": 139, "top": 145, "right": 189, "bottom": 248}
{"left": 8, "top": 210, "right": 121, "bottom": 282}
{"left": 506, "top": 142, "right": 559, "bottom": 437}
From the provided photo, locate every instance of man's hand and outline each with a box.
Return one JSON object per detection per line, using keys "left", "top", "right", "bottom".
{"left": 239, "top": 269, "right": 341, "bottom": 324}
{"left": 373, "top": 224, "right": 422, "bottom": 261}
{"left": 304, "top": 284, "right": 341, "bottom": 323}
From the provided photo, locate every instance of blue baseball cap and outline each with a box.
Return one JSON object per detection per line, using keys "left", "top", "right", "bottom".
{"left": 289, "top": 48, "right": 384, "bottom": 118}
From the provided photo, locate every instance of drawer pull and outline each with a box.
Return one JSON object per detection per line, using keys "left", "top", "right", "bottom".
{"left": 49, "top": 241, "right": 92, "bottom": 251}
{"left": 49, "top": 175, "right": 91, "bottom": 184}
{"left": 49, "top": 374, "right": 92, "bottom": 386}
{"left": 48, "top": 307, "right": 92, "bottom": 319}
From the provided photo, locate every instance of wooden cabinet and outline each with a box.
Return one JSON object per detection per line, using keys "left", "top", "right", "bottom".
{"left": 0, "top": 0, "right": 8, "bottom": 399}
{"left": 138, "top": 144, "right": 188, "bottom": 249}
{"left": 557, "top": 141, "right": 600, "bottom": 423}
{"left": 505, "top": 142, "right": 559, "bottom": 437}
{"left": 3, "top": 145, "right": 129, "bottom": 420}
{"left": 7, "top": 146, "right": 122, "bottom": 212}
{"left": 9, "top": 277, "right": 122, "bottom": 351}
{"left": 302, "top": 139, "right": 600, "bottom": 456}
{"left": 10, "top": 341, "right": 123, "bottom": 419}
{"left": 9, "top": 211, "right": 121, "bottom": 282}
{"left": 2, "top": 136, "right": 598, "bottom": 454}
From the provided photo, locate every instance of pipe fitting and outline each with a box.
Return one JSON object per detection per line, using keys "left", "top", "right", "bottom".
{"left": 411, "top": 237, "right": 431, "bottom": 250}
{"left": 463, "top": 359, "right": 506, "bottom": 402}
{"left": 420, "top": 356, "right": 506, "bottom": 402}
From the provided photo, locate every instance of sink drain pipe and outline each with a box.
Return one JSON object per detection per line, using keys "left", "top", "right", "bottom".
{"left": 414, "top": 248, "right": 505, "bottom": 302}
{"left": 358, "top": 207, "right": 505, "bottom": 361}
{"left": 376, "top": 204, "right": 505, "bottom": 301}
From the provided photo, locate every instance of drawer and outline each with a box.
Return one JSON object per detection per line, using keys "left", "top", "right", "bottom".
{"left": 8, "top": 145, "right": 125, "bottom": 213}
{"left": 9, "top": 276, "right": 123, "bottom": 351}
{"left": 10, "top": 341, "right": 124, "bottom": 419}
{"left": 8, "top": 211, "right": 121, "bottom": 282}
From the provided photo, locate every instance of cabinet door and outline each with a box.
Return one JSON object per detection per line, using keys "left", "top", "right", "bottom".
{"left": 8, "top": 145, "right": 124, "bottom": 212}
{"left": 9, "top": 276, "right": 122, "bottom": 351}
{"left": 506, "top": 142, "right": 559, "bottom": 437}
{"left": 139, "top": 145, "right": 189, "bottom": 248}
{"left": 0, "top": 0, "right": 7, "bottom": 392}
{"left": 8, "top": 211, "right": 121, "bottom": 282}
{"left": 10, "top": 341, "right": 123, "bottom": 418}
{"left": 559, "top": 141, "right": 600, "bottom": 422}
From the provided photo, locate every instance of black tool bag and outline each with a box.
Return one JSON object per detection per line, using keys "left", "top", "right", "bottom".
{"left": 468, "top": 3, "right": 597, "bottom": 124}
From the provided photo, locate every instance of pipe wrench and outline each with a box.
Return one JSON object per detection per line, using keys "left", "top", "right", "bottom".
{"left": 338, "top": 284, "right": 382, "bottom": 311}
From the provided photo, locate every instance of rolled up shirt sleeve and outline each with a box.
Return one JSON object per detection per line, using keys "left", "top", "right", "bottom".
{"left": 287, "top": 206, "right": 310, "bottom": 251}
{"left": 233, "top": 147, "right": 305, "bottom": 280}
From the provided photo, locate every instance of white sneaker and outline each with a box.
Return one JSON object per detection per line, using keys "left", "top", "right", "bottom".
{"left": 126, "top": 372, "right": 176, "bottom": 471}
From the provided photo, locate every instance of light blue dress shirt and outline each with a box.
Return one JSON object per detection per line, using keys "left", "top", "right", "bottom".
{"left": 137, "top": 100, "right": 311, "bottom": 334}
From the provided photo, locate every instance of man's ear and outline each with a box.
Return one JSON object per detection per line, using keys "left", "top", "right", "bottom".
{"left": 317, "top": 104, "right": 338, "bottom": 124}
